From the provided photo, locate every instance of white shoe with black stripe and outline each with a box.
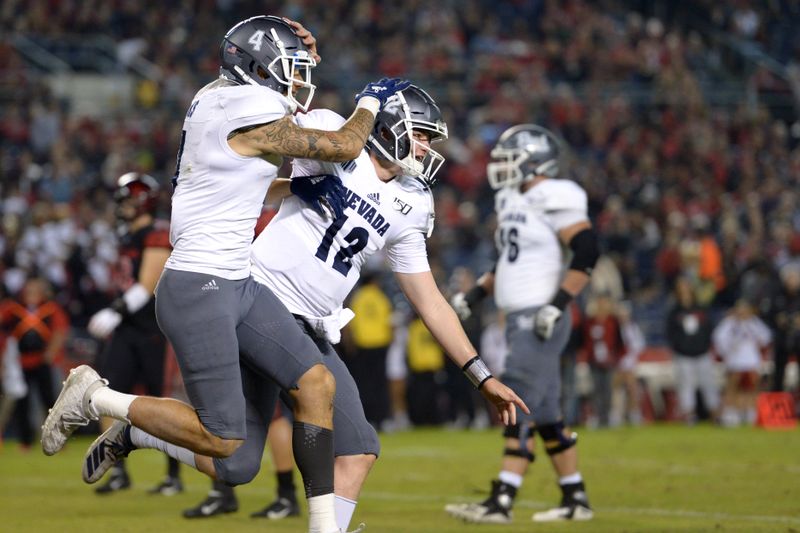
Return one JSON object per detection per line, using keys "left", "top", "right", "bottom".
{"left": 83, "top": 420, "right": 135, "bottom": 484}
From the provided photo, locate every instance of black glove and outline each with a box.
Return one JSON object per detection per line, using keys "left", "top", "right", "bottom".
{"left": 290, "top": 174, "right": 347, "bottom": 219}
{"left": 355, "top": 77, "right": 412, "bottom": 108}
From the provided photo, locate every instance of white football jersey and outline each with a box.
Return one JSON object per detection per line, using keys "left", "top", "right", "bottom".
{"left": 166, "top": 79, "right": 292, "bottom": 279}
{"left": 250, "top": 109, "right": 433, "bottom": 318}
{"left": 493, "top": 179, "right": 589, "bottom": 312}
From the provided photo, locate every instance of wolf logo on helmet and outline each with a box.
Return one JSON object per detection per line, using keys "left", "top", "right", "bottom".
{"left": 219, "top": 15, "right": 316, "bottom": 112}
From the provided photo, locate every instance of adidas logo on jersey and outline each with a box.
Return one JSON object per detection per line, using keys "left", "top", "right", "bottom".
{"left": 367, "top": 192, "right": 380, "bottom": 205}
{"left": 201, "top": 279, "right": 219, "bottom": 291}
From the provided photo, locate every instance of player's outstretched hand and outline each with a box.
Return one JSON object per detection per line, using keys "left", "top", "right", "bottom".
{"left": 534, "top": 304, "right": 562, "bottom": 340}
{"left": 282, "top": 18, "right": 321, "bottom": 63}
{"left": 290, "top": 174, "right": 347, "bottom": 219}
{"left": 480, "top": 378, "right": 530, "bottom": 426}
{"left": 355, "top": 78, "right": 412, "bottom": 108}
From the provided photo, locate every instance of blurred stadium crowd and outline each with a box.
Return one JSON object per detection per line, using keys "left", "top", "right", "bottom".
{"left": 1, "top": 0, "right": 799, "bottom": 434}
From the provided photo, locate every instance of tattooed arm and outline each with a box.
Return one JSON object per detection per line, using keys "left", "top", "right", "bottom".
{"left": 227, "top": 108, "right": 375, "bottom": 162}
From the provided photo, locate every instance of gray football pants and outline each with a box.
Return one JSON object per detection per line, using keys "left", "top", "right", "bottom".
{"left": 502, "top": 306, "right": 572, "bottom": 426}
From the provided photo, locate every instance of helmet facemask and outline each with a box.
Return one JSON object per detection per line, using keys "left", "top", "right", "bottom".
{"left": 264, "top": 40, "right": 316, "bottom": 113}
{"left": 487, "top": 146, "right": 528, "bottom": 190}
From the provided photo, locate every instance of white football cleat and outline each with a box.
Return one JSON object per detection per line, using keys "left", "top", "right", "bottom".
{"left": 445, "top": 480, "right": 515, "bottom": 524}
{"left": 445, "top": 502, "right": 512, "bottom": 524}
{"left": 83, "top": 420, "right": 135, "bottom": 483}
{"left": 41, "top": 365, "right": 107, "bottom": 455}
{"left": 532, "top": 502, "right": 593, "bottom": 522}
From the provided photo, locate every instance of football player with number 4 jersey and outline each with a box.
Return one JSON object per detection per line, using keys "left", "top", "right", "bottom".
{"left": 246, "top": 85, "right": 528, "bottom": 531}
{"left": 446, "top": 125, "right": 599, "bottom": 524}
{"left": 41, "top": 16, "right": 409, "bottom": 533}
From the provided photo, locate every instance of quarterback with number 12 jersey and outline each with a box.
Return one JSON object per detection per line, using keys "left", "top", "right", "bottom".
{"left": 493, "top": 179, "right": 589, "bottom": 313}
{"left": 251, "top": 109, "right": 434, "bottom": 318}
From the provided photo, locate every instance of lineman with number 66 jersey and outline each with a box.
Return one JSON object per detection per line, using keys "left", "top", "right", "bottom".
{"left": 446, "top": 124, "right": 599, "bottom": 524}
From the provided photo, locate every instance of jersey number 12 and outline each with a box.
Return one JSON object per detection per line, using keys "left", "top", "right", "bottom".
{"left": 315, "top": 215, "right": 369, "bottom": 276}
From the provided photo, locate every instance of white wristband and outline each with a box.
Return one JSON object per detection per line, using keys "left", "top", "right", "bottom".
{"left": 462, "top": 356, "right": 493, "bottom": 389}
{"left": 122, "top": 283, "right": 151, "bottom": 314}
{"left": 355, "top": 96, "right": 380, "bottom": 116}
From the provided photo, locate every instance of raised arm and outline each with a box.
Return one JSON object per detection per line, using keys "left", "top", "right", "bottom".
{"left": 228, "top": 108, "right": 376, "bottom": 162}
{"left": 229, "top": 77, "right": 411, "bottom": 162}
{"left": 395, "top": 270, "right": 529, "bottom": 424}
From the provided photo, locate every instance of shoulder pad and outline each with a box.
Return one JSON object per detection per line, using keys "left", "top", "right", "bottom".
{"left": 218, "top": 85, "right": 290, "bottom": 122}
{"left": 535, "top": 179, "right": 587, "bottom": 212}
{"left": 294, "top": 108, "right": 347, "bottom": 131}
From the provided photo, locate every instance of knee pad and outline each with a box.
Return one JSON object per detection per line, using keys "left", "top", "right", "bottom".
{"left": 502, "top": 423, "right": 534, "bottom": 462}
{"left": 502, "top": 422, "right": 532, "bottom": 441}
{"left": 213, "top": 455, "right": 261, "bottom": 486}
{"left": 535, "top": 421, "right": 577, "bottom": 456}
{"left": 503, "top": 447, "right": 535, "bottom": 463}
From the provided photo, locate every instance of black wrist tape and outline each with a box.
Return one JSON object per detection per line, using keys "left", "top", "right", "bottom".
{"left": 464, "top": 285, "right": 488, "bottom": 307}
{"left": 110, "top": 297, "right": 130, "bottom": 317}
{"left": 550, "top": 288, "right": 573, "bottom": 311}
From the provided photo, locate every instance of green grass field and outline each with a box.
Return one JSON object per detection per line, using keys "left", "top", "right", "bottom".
{"left": 1, "top": 424, "right": 799, "bottom": 532}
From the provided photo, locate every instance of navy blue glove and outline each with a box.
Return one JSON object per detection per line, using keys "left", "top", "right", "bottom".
{"left": 355, "top": 77, "right": 412, "bottom": 108}
{"left": 290, "top": 174, "right": 347, "bottom": 219}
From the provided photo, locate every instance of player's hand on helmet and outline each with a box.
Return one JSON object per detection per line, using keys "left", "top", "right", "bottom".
{"left": 534, "top": 304, "right": 562, "bottom": 340}
{"left": 450, "top": 292, "right": 472, "bottom": 321}
{"left": 355, "top": 78, "right": 412, "bottom": 108}
{"left": 88, "top": 308, "right": 123, "bottom": 339}
{"left": 480, "top": 378, "right": 530, "bottom": 426}
{"left": 290, "top": 174, "right": 347, "bottom": 219}
{"left": 282, "top": 18, "right": 321, "bottom": 63}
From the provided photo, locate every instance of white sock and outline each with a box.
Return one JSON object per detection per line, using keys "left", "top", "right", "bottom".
{"left": 129, "top": 427, "right": 197, "bottom": 469}
{"left": 334, "top": 494, "right": 357, "bottom": 530}
{"left": 499, "top": 470, "right": 524, "bottom": 488}
{"left": 559, "top": 472, "right": 582, "bottom": 485}
{"left": 88, "top": 387, "right": 136, "bottom": 422}
{"left": 308, "top": 493, "right": 339, "bottom": 533}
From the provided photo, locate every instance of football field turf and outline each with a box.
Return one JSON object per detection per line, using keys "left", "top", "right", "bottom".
{"left": 1, "top": 424, "right": 798, "bottom": 532}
